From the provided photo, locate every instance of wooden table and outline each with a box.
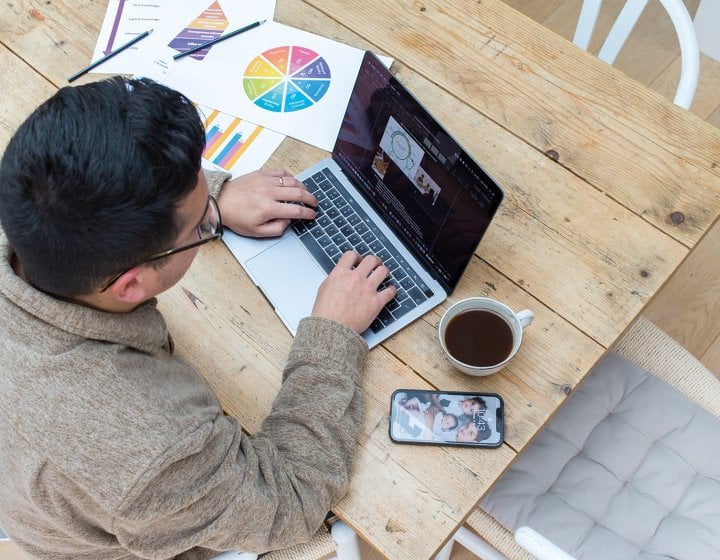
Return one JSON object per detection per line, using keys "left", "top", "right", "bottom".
{"left": 2, "top": 1, "right": 720, "bottom": 559}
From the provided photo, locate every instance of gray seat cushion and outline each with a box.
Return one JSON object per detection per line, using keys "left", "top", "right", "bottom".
{"left": 482, "top": 351, "right": 720, "bottom": 560}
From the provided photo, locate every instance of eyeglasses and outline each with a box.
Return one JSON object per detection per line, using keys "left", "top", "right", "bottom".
{"left": 100, "top": 195, "right": 223, "bottom": 292}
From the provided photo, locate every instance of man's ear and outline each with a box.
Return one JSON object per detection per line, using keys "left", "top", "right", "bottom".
{"left": 109, "top": 267, "right": 151, "bottom": 304}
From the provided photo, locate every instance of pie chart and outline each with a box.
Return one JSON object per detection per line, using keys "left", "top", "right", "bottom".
{"left": 243, "top": 46, "right": 331, "bottom": 113}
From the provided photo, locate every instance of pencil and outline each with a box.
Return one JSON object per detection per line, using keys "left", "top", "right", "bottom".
{"left": 173, "top": 20, "right": 266, "bottom": 60}
{"left": 68, "top": 29, "right": 154, "bottom": 83}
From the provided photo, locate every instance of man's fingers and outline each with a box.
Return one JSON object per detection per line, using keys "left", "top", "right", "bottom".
{"left": 368, "top": 263, "right": 391, "bottom": 284}
{"left": 278, "top": 184, "right": 317, "bottom": 207}
{"left": 269, "top": 201, "right": 316, "bottom": 221}
{"left": 355, "top": 254, "right": 383, "bottom": 276}
{"left": 253, "top": 219, "right": 292, "bottom": 238}
{"left": 336, "top": 251, "right": 362, "bottom": 269}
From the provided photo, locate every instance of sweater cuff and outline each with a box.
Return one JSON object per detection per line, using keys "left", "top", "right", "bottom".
{"left": 203, "top": 168, "right": 232, "bottom": 198}
{"left": 285, "top": 317, "right": 369, "bottom": 382}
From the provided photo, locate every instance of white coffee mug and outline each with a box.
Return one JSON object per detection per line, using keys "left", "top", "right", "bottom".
{"left": 438, "top": 297, "right": 534, "bottom": 376}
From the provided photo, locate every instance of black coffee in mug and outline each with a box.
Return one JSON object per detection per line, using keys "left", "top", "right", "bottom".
{"left": 444, "top": 309, "right": 514, "bottom": 367}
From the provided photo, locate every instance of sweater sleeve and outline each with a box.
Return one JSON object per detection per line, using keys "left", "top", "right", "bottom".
{"left": 112, "top": 317, "right": 368, "bottom": 557}
{"left": 204, "top": 168, "right": 232, "bottom": 198}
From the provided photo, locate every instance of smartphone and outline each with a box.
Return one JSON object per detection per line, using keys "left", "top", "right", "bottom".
{"left": 389, "top": 390, "right": 504, "bottom": 448}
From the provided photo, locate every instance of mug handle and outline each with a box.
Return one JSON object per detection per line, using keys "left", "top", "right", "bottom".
{"left": 516, "top": 309, "right": 534, "bottom": 328}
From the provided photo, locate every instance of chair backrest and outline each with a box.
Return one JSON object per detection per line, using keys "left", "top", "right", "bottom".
{"left": 573, "top": 0, "right": 700, "bottom": 109}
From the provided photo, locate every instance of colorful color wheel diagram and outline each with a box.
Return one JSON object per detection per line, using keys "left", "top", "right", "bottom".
{"left": 243, "top": 46, "right": 331, "bottom": 113}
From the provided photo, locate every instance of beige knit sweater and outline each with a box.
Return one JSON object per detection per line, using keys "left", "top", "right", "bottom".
{"left": 0, "top": 214, "right": 368, "bottom": 559}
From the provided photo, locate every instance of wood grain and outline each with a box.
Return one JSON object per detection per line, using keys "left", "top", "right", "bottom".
{"left": 0, "top": 45, "right": 56, "bottom": 145}
{"left": 304, "top": 0, "right": 720, "bottom": 249}
{"left": 507, "top": 0, "right": 720, "bottom": 378}
{"left": 0, "top": 541, "right": 29, "bottom": 560}
{"left": 0, "top": 0, "right": 107, "bottom": 87}
{"left": 2, "top": 0, "right": 719, "bottom": 558}
{"left": 157, "top": 243, "right": 519, "bottom": 560}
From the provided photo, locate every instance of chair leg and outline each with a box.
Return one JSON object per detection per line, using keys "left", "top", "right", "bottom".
{"left": 434, "top": 537, "right": 455, "bottom": 560}
{"left": 453, "top": 527, "right": 509, "bottom": 560}
{"left": 330, "top": 520, "right": 362, "bottom": 560}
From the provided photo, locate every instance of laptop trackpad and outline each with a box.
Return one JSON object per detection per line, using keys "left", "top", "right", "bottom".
{"left": 245, "top": 236, "right": 327, "bottom": 333}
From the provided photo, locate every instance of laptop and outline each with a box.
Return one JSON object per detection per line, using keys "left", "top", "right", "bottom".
{"left": 222, "top": 51, "right": 503, "bottom": 348}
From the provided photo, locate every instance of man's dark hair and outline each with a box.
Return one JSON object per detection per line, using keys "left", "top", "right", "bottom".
{"left": 0, "top": 76, "right": 205, "bottom": 296}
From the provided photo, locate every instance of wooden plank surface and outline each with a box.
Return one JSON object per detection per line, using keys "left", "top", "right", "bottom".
{"left": 304, "top": 0, "right": 720, "bottom": 250}
{"left": 0, "top": 0, "right": 106, "bottom": 87}
{"left": 2, "top": 0, "right": 718, "bottom": 558}
{"left": 0, "top": 541, "right": 28, "bottom": 560}
{"left": 281, "top": 0, "right": 689, "bottom": 351}
{"left": 0, "top": 45, "right": 56, "bottom": 144}
{"left": 645, "top": 219, "right": 720, "bottom": 357}
{"left": 157, "top": 243, "right": 518, "bottom": 559}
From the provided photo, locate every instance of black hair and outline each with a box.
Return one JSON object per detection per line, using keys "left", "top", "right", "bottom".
{"left": 0, "top": 76, "right": 205, "bottom": 296}
{"left": 466, "top": 397, "right": 487, "bottom": 412}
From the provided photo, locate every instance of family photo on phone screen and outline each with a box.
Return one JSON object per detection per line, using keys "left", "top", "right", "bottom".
{"left": 390, "top": 390, "right": 504, "bottom": 447}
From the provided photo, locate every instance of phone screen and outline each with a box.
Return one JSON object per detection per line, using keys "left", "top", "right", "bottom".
{"left": 389, "top": 390, "right": 504, "bottom": 448}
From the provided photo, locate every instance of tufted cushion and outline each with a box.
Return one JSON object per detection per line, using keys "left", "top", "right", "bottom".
{"left": 481, "top": 351, "right": 720, "bottom": 560}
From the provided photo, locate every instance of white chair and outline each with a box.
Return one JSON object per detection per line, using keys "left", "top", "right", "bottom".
{"left": 572, "top": 0, "right": 699, "bottom": 109}
{"left": 213, "top": 518, "right": 362, "bottom": 560}
{"left": 436, "top": 316, "right": 720, "bottom": 560}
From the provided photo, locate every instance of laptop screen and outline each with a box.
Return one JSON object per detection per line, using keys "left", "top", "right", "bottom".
{"left": 333, "top": 52, "right": 503, "bottom": 293}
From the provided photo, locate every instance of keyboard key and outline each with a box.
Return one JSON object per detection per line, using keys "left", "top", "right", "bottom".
{"left": 377, "top": 248, "right": 391, "bottom": 261}
{"left": 369, "top": 319, "right": 384, "bottom": 333}
{"left": 399, "top": 277, "right": 414, "bottom": 290}
{"left": 392, "top": 298, "right": 416, "bottom": 319}
{"left": 299, "top": 233, "right": 334, "bottom": 274}
{"left": 393, "top": 268, "right": 408, "bottom": 281}
{"left": 296, "top": 166, "right": 434, "bottom": 334}
{"left": 378, "top": 308, "right": 394, "bottom": 325}
{"left": 369, "top": 240, "right": 383, "bottom": 253}
{"left": 293, "top": 221, "right": 308, "bottom": 235}
{"left": 408, "top": 286, "right": 427, "bottom": 305}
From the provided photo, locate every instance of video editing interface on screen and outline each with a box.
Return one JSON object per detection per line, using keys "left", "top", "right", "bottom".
{"left": 334, "top": 53, "right": 502, "bottom": 291}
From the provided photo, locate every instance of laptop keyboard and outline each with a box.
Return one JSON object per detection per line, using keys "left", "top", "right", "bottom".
{"left": 292, "top": 167, "right": 434, "bottom": 333}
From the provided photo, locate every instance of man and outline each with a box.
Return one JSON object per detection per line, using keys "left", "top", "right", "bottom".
{"left": 0, "top": 77, "right": 396, "bottom": 559}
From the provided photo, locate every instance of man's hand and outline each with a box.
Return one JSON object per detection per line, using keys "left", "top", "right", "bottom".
{"left": 312, "top": 252, "right": 397, "bottom": 334}
{"left": 217, "top": 168, "right": 317, "bottom": 237}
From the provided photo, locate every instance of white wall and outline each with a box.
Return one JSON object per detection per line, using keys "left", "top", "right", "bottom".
{"left": 694, "top": 0, "right": 720, "bottom": 62}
